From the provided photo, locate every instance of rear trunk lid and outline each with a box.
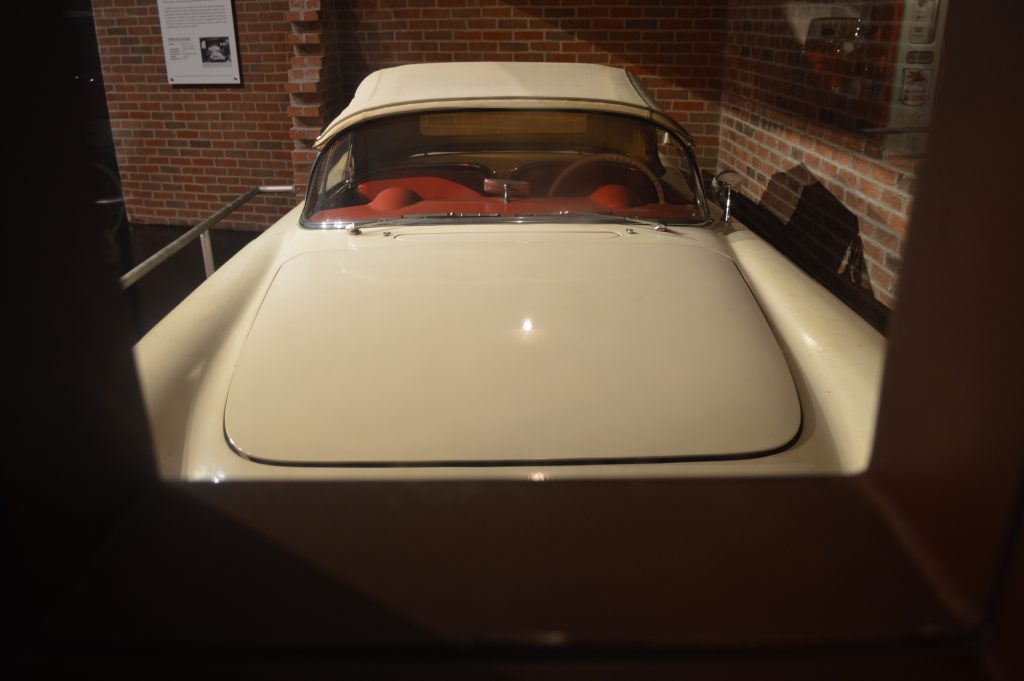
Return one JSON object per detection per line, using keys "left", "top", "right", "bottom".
{"left": 224, "top": 228, "right": 800, "bottom": 465}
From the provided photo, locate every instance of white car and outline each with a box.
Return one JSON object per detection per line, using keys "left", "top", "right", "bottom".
{"left": 134, "top": 62, "right": 884, "bottom": 482}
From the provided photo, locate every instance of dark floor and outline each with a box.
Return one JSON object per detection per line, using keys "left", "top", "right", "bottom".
{"left": 122, "top": 224, "right": 260, "bottom": 340}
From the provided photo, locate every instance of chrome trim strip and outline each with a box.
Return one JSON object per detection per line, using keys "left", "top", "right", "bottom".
{"left": 300, "top": 214, "right": 712, "bottom": 234}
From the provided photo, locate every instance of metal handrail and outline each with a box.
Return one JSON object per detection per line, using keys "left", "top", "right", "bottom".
{"left": 119, "top": 184, "right": 295, "bottom": 290}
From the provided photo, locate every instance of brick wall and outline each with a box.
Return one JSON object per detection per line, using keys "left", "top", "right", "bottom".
{"left": 96, "top": 0, "right": 731, "bottom": 228}
{"left": 287, "top": 0, "right": 348, "bottom": 193}
{"left": 330, "top": 0, "right": 729, "bottom": 172}
{"left": 717, "top": 0, "right": 919, "bottom": 310}
{"left": 95, "top": 0, "right": 917, "bottom": 313}
{"left": 94, "top": 0, "right": 297, "bottom": 229}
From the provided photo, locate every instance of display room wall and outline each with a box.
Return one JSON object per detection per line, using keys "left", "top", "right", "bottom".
{"left": 95, "top": 0, "right": 924, "bottom": 312}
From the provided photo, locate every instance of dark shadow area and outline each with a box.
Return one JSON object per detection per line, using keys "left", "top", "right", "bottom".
{"left": 16, "top": 647, "right": 990, "bottom": 680}
{"left": 322, "top": 4, "right": 358, "bottom": 119}
{"left": 25, "top": 484, "right": 438, "bottom": 649}
{"left": 66, "top": 1, "right": 130, "bottom": 276}
{"left": 332, "top": 2, "right": 369, "bottom": 113}
{"left": 732, "top": 164, "right": 890, "bottom": 333}
{"left": 125, "top": 224, "right": 260, "bottom": 339}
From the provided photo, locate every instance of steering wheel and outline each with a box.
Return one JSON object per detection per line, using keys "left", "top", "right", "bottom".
{"left": 547, "top": 153, "right": 665, "bottom": 204}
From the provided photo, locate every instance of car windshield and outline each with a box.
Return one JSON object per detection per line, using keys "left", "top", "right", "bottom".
{"left": 301, "top": 110, "right": 709, "bottom": 227}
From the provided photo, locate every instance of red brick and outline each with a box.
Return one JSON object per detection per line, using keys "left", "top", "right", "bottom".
{"left": 871, "top": 164, "right": 899, "bottom": 186}
{"left": 288, "top": 32, "right": 320, "bottom": 45}
{"left": 285, "top": 10, "right": 319, "bottom": 22}
{"left": 881, "top": 188, "right": 906, "bottom": 211}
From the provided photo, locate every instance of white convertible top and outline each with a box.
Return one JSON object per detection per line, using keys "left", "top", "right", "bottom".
{"left": 314, "top": 62, "right": 692, "bottom": 148}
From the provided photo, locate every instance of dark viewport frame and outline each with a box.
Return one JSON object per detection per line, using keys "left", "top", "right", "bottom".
{"left": 7, "top": 2, "right": 1022, "bottom": 678}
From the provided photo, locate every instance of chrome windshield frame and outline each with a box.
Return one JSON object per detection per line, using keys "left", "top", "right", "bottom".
{"left": 301, "top": 212, "right": 713, "bottom": 236}
{"left": 300, "top": 110, "right": 712, "bottom": 230}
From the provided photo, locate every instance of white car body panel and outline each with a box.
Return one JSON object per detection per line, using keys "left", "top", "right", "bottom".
{"left": 134, "top": 207, "right": 884, "bottom": 481}
{"left": 224, "top": 227, "right": 800, "bottom": 465}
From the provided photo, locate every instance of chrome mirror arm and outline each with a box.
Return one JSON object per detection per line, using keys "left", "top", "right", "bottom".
{"left": 712, "top": 169, "right": 744, "bottom": 224}
{"left": 721, "top": 184, "right": 733, "bottom": 223}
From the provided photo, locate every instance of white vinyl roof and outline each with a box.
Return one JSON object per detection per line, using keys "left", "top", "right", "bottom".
{"left": 314, "top": 62, "right": 692, "bottom": 148}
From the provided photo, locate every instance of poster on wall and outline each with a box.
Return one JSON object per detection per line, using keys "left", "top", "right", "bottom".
{"left": 156, "top": 0, "right": 241, "bottom": 85}
{"left": 886, "top": 0, "right": 947, "bottom": 154}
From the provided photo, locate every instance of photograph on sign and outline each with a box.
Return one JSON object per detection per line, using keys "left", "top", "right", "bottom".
{"left": 157, "top": 0, "right": 240, "bottom": 85}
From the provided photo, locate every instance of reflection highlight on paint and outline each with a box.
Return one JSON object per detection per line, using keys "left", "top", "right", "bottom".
{"left": 800, "top": 330, "right": 822, "bottom": 352}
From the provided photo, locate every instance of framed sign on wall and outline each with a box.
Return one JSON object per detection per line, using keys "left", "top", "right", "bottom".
{"left": 157, "top": 0, "right": 241, "bottom": 85}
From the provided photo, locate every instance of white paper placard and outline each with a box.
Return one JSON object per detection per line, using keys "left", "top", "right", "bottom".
{"left": 157, "top": 0, "right": 241, "bottom": 85}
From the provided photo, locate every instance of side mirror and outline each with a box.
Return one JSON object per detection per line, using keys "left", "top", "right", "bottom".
{"left": 711, "top": 170, "right": 744, "bottom": 223}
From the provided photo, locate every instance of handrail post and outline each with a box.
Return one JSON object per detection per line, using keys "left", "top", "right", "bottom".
{"left": 199, "top": 231, "right": 215, "bottom": 278}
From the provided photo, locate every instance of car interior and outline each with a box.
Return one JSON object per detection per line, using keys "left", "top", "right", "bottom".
{"left": 302, "top": 111, "right": 706, "bottom": 224}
